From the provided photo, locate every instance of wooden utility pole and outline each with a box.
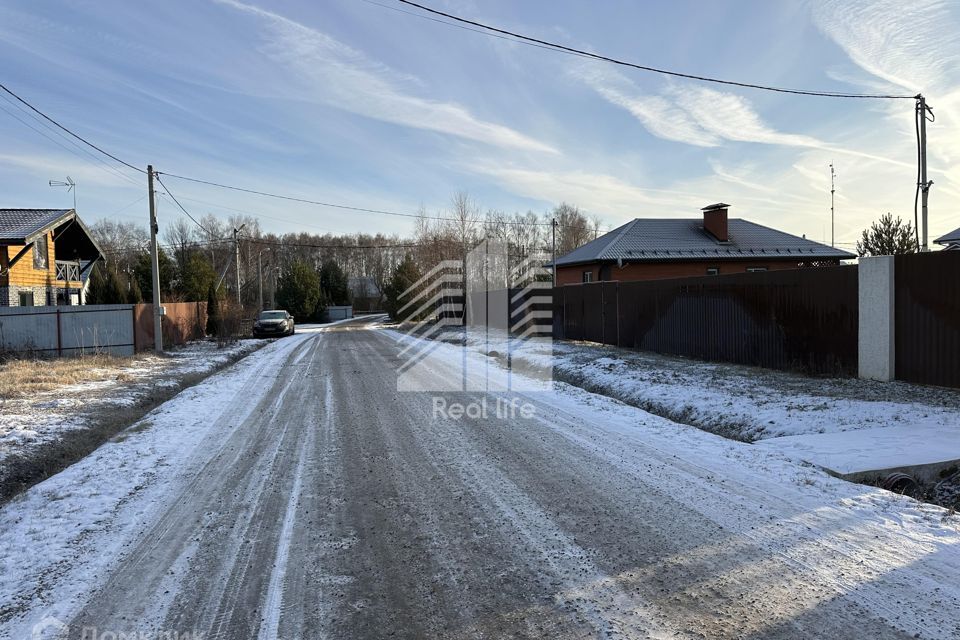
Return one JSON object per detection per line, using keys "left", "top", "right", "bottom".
{"left": 147, "top": 165, "right": 163, "bottom": 352}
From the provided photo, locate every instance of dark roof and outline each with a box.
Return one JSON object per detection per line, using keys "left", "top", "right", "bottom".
{"left": 0, "top": 209, "right": 104, "bottom": 262}
{"left": 554, "top": 218, "right": 855, "bottom": 266}
{"left": 935, "top": 227, "right": 960, "bottom": 246}
{"left": 0, "top": 209, "right": 73, "bottom": 244}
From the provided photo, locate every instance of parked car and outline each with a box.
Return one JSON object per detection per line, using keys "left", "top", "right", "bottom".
{"left": 253, "top": 310, "right": 295, "bottom": 338}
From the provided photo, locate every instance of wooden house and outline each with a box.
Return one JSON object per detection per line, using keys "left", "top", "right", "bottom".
{"left": 0, "top": 209, "right": 105, "bottom": 306}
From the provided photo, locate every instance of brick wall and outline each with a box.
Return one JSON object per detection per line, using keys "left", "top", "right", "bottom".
{"left": 0, "top": 284, "right": 53, "bottom": 306}
{"left": 557, "top": 259, "right": 823, "bottom": 285}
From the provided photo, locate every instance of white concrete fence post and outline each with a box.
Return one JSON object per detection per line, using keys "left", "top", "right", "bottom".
{"left": 858, "top": 256, "right": 896, "bottom": 382}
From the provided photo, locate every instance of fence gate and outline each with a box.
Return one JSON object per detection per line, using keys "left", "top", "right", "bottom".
{"left": 894, "top": 252, "right": 960, "bottom": 388}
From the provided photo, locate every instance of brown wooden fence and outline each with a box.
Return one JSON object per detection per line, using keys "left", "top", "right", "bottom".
{"left": 894, "top": 251, "right": 960, "bottom": 388}
{"left": 553, "top": 266, "right": 859, "bottom": 375}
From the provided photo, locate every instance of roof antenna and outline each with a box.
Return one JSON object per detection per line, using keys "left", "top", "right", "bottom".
{"left": 829, "top": 163, "right": 835, "bottom": 248}
{"left": 49, "top": 176, "right": 76, "bottom": 211}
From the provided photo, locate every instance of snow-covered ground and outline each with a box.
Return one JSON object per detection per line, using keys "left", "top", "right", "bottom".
{"left": 1, "top": 319, "right": 959, "bottom": 638}
{"left": 0, "top": 325, "right": 349, "bottom": 637}
{"left": 384, "top": 325, "right": 960, "bottom": 637}
{"left": 452, "top": 329, "right": 960, "bottom": 441}
{"left": 0, "top": 338, "right": 267, "bottom": 474}
{"left": 402, "top": 325, "right": 960, "bottom": 499}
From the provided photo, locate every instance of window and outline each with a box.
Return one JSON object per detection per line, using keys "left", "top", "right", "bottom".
{"left": 582, "top": 271, "right": 593, "bottom": 283}
{"left": 706, "top": 267, "right": 719, "bottom": 276}
{"left": 33, "top": 234, "right": 48, "bottom": 270}
{"left": 18, "top": 291, "right": 34, "bottom": 307}
{"left": 746, "top": 266, "right": 768, "bottom": 273}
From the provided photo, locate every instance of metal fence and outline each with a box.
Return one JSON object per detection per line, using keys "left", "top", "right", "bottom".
{"left": 0, "top": 302, "right": 207, "bottom": 357}
{"left": 894, "top": 251, "right": 960, "bottom": 388}
{"left": 134, "top": 302, "right": 207, "bottom": 351}
{"left": 553, "top": 266, "right": 860, "bottom": 375}
{"left": 0, "top": 304, "right": 137, "bottom": 356}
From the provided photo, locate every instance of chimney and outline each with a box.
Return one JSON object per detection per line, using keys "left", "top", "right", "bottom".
{"left": 702, "top": 202, "right": 730, "bottom": 242}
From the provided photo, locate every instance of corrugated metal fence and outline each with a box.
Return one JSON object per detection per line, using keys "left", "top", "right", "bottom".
{"left": 894, "top": 251, "right": 960, "bottom": 388}
{"left": 554, "top": 266, "right": 859, "bottom": 375}
{"left": 0, "top": 302, "right": 206, "bottom": 357}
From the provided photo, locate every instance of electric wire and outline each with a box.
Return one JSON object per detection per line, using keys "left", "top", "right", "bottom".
{"left": 0, "top": 94, "right": 141, "bottom": 188}
{"left": 100, "top": 235, "right": 421, "bottom": 256}
{"left": 155, "top": 171, "right": 569, "bottom": 228}
{"left": 154, "top": 174, "right": 217, "bottom": 237}
{"left": 0, "top": 82, "right": 145, "bottom": 173}
{"left": 394, "top": 0, "right": 917, "bottom": 100}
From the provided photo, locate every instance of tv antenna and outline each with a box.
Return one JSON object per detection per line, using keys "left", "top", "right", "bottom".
{"left": 49, "top": 176, "right": 76, "bottom": 211}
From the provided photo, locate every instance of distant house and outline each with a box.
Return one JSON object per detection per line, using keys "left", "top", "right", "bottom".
{"left": 935, "top": 227, "right": 960, "bottom": 251}
{"left": 348, "top": 276, "right": 383, "bottom": 312}
{"left": 0, "top": 209, "right": 105, "bottom": 306}
{"left": 553, "top": 203, "right": 854, "bottom": 285}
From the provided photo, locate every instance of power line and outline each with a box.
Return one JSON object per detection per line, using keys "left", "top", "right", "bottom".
{"left": 154, "top": 173, "right": 216, "bottom": 237}
{"left": 156, "top": 171, "right": 570, "bottom": 228}
{"left": 155, "top": 191, "right": 345, "bottom": 235}
{"left": 0, "top": 82, "right": 145, "bottom": 173}
{"left": 101, "top": 235, "right": 421, "bottom": 256}
{"left": 393, "top": 0, "right": 916, "bottom": 100}
{"left": 0, "top": 93, "right": 141, "bottom": 188}
{"left": 0, "top": 81, "right": 602, "bottom": 232}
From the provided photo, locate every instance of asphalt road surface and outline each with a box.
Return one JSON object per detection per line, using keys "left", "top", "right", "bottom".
{"left": 59, "top": 318, "right": 952, "bottom": 639}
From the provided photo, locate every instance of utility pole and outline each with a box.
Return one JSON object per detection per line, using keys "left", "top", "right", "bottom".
{"left": 829, "top": 163, "right": 836, "bottom": 248}
{"left": 147, "top": 165, "right": 163, "bottom": 352}
{"left": 551, "top": 218, "right": 557, "bottom": 286}
{"left": 233, "top": 224, "right": 245, "bottom": 304}
{"left": 917, "top": 94, "right": 933, "bottom": 251}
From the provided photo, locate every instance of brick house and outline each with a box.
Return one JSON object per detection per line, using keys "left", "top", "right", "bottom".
{"left": 554, "top": 203, "right": 854, "bottom": 285}
{"left": 0, "top": 209, "right": 105, "bottom": 306}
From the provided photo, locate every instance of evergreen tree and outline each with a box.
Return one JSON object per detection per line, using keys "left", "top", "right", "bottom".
{"left": 857, "top": 213, "right": 919, "bottom": 256}
{"left": 87, "top": 263, "right": 108, "bottom": 304}
{"left": 178, "top": 252, "right": 217, "bottom": 302}
{"left": 384, "top": 255, "right": 421, "bottom": 321}
{"left": 87, "top": 264, "right": 127, "bottom": 304}
{"left": 206, "top": 284, "right": 221, "bottom": 336}
{"left": 276, "top": 260, "right": 322, "bottom": 321}
{"left": 319, "top": 259, "right": 351, "bottom": 306}
{"left": 127, "top": 275, "right": 143, "bottom": 304}
{"left": 134, "top": 248, "right": 174, "bottom": 300}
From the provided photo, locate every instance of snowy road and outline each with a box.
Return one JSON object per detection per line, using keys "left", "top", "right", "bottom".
{"left": 3, "top": 318, "right": 959, "bottom": 639}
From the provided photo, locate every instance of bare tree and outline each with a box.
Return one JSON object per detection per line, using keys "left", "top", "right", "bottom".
{"left": 551, "top": 203, "right": 592, "bottom": 255}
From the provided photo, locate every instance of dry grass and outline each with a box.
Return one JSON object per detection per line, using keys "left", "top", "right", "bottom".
{"left": 0, "top": 354, "right": 146, "bottom": 400}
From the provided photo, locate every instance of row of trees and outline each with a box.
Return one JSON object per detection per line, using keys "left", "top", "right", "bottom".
{"left": 88, "top": 195, "right": 599, "bottom": 312}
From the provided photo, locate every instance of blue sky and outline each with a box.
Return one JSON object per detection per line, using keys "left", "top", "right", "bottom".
{"left": 1, "top": 0, "right": 958, "bottom": 247}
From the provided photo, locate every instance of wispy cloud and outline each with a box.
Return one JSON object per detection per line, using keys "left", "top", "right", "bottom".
{"left": 672, "top": 86, "right": 822, "bottom": 148}
{"left": 214, "top": 0, "right": 557, "bottom": 154}
{"left": 576, "top": 65, "right": 824, "bottom": 150}
{"left": 810, "top": 0, "right": 959, "bottom": 94}
{"left": 581, "top": 72, "right": 720, "bottom": 147}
